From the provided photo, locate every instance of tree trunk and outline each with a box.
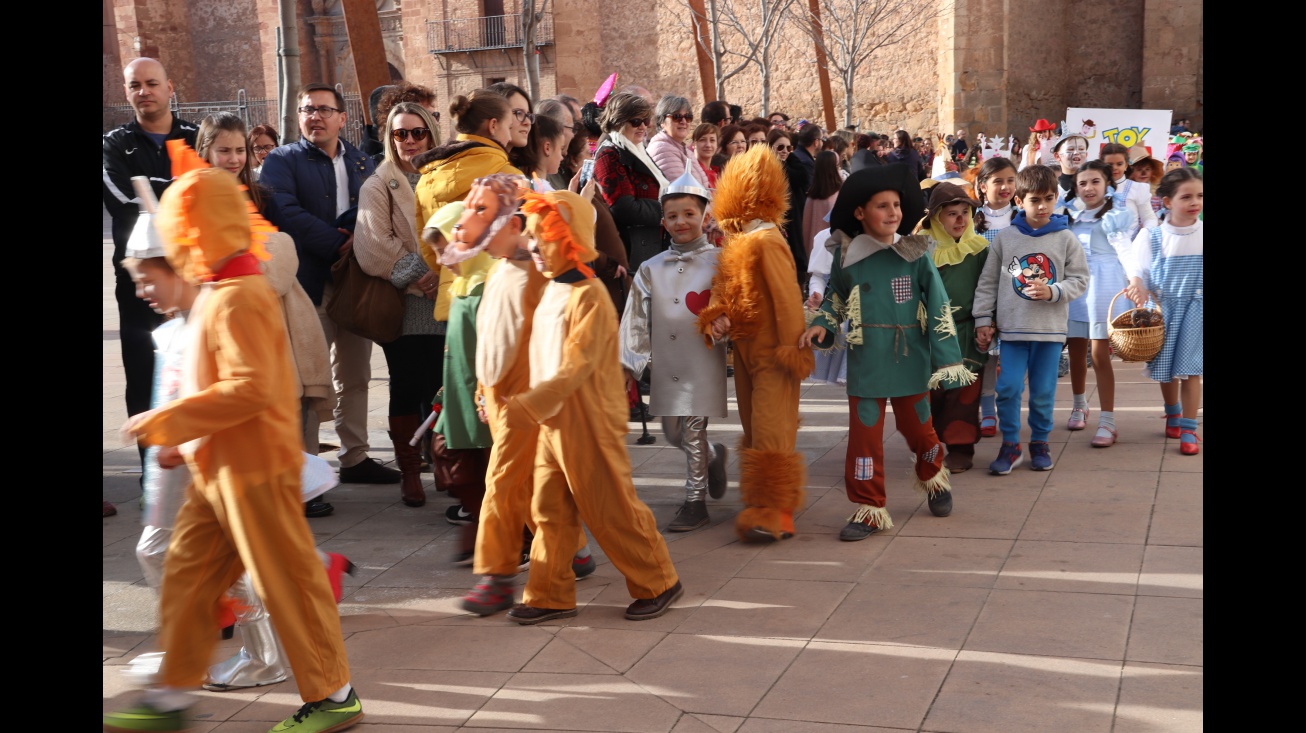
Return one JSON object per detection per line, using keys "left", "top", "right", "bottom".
{"left": 278, "top": 0, "right": 301, "bottom": 143}
{"left": 760, "top": 65, "right": 770, "bottom": 116}
{"left": 844, "top": 73, "right": 855, "bottom": 128}
{"left": 522, "top": 7, "right": 541, "bottom": 104}
{"left": 708, "top": 0, "right": 726, "bottom": 99}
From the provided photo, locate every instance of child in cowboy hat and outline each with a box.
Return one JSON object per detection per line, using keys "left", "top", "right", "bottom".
{"left": 1023, "top": 118, "right": 1059, "bottom": 169}
{"left": 800, "top": 164, "right": 975, "bottom": 539}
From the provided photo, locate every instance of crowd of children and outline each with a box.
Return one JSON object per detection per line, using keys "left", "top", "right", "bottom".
{"left": 105, "top": 80, "right": 1203, "bottom": 731}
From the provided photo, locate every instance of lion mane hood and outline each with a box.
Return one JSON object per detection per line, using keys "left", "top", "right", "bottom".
{"left": 711, "top": 144, "right": 790, "bottom": 236}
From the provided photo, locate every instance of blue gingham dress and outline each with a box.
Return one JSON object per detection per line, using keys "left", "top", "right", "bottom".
{"left": 1142, "top": 224, "right": 1203, "bottom": 381}
{"left": 979, "top": 207, "right": 1013, "bottom": 353}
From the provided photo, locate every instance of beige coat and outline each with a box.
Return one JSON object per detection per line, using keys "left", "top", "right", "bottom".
{"left": 355, "top": 158, "right": 424, "bottom": 298}
{"left": 261, "top": 231, "right": 332, "bottom": 420}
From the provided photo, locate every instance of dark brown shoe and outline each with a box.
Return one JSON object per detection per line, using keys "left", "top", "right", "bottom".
{"left": 625, "top": 581, "right": 684, "bottom": 620}
{"left": 943, "top": 451, "right": 973, "bottom": 473}
{"left": 506, "top": 604, "right": 578, "bottom": 625}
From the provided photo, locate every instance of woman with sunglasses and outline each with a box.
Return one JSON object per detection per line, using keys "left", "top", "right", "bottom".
{"left": 768, "top": 127, "right": 810, "bottom": 283}
{"left": 353, "top": 101, "right": 445, "bottom": 509}
{"left": 647, "top": 94, "right": 712, "bottom": 190}
{"left": 593, "top": 91, "right": 669, "bottom": 273}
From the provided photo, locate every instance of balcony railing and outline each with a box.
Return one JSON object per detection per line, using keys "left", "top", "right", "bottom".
{"left": 426, "top": 13, "right": 554, "bottom": 54}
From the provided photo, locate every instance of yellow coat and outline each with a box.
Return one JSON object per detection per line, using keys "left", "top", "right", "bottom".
{"left": 414, "top": 134, "right": 522, "bottom": 322}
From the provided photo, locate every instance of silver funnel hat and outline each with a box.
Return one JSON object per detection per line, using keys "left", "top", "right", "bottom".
{"left": 125, "top": 176, "right": 166, "bottom": 260}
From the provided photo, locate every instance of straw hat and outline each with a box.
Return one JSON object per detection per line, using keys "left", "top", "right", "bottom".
{"left": 1127, "top": 145, "right": 1164, "bottom": 181}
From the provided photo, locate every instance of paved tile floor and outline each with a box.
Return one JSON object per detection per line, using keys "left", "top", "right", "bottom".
{"left": 104, "top": 209, "right": 1202, "bottom": 732}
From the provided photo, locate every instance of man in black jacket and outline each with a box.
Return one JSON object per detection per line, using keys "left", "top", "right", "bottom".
{"left": 102, "top": 57, "right": 198, "bottom": 472}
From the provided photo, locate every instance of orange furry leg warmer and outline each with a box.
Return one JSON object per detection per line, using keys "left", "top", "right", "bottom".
{"left": 736, "top": 448, "right": 807, "bottom": 541}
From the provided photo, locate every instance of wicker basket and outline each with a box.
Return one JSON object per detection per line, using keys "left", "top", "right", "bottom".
{"left": 1107, "top": 290, "right": 1164, "bottom": 362}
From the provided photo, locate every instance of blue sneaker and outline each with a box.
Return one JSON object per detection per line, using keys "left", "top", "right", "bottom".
{"left": 1029, "top": 441, "right": 1054, "bottom": 471}
{"left": 989, "top": 442, "right": 1023, "bottom": 475}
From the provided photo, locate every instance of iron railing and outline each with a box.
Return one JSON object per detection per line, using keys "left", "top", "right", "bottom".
{"left": 103, "top": 90, "right": 367, "bottom": 149}
{"left": 426, "top": 13, "right": 554, "bottom": 54}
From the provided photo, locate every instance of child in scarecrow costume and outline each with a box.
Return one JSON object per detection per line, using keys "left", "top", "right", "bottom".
{"left": 695, "top": 144, "right": 815, "bottom": 543}
{"left": 800, "top": 164, "right": 975, "bottom": 541}
{"left": 500, "top": 188, "right": 683, "bottom": 624}
{"left": 107, "top": 151, "right": 362, "bottom": 733}
{"left": 918, "top": 182, "right": 990, "bottom": 473}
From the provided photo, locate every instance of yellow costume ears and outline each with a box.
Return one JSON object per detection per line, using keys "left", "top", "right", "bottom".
{"left": 520, "top": 189, "right": 598, "bottom": 279}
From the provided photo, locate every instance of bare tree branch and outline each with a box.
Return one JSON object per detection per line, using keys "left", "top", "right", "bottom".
{"left": 791, "top": 0, "right": 951, "bottom": 126}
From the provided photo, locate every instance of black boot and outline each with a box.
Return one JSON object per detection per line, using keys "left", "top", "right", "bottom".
{"left": 667, "top": 500, "right": 710, "bottom": 532}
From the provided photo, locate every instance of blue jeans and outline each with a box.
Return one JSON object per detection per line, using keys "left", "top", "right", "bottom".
{"left": 996, "top": 340, "right": 1062, "bottom": 444}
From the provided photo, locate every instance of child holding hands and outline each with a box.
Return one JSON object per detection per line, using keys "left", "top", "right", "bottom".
{"left": 973, "top": 165, "right": 1089, "bottom": 474}
{"left": 620, "top": 170, "right": 730, "bottom": 532}
{"left": 920, "top": 182, "right": 990, "bottom": 472}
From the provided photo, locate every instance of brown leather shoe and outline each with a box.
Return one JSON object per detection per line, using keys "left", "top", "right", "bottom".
{"left": 943, "top": 451, "right": 973, "bottom": 473}
{"left": 506, "top": 604, "right": 578, "bottom": 625}
{"left": 625, "top": 581, "right": 684, "bottom": 621}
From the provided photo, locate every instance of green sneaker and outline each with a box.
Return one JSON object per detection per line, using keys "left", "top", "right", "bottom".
{"left": 102, "top": 703, "right": 189, "bottom": 732}
{"left": 268, "top": 688, "right": 364, "bottom": 732}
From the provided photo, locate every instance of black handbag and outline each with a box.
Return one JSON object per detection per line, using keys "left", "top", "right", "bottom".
{"left": 323, "top": 198, "right": 405, "bottom": 344}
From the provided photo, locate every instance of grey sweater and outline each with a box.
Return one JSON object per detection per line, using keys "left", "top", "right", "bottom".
{"left": 972, "top": 225, "right": 1089, "bottom": 343}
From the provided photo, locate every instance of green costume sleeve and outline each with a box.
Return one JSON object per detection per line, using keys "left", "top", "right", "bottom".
{"left": 919, "top": 257, "right": 977, "bottom": 390}
{"left": 813, "top": 247, "right": 847, "bottom": 348}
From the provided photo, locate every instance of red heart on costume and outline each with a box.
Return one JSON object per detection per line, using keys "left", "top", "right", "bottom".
{"left": 685, "top": 289, "right": 711, "bottom": 315}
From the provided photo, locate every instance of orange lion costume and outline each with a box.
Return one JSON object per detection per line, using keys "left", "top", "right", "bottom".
{"left": 696, "top": 144, "right": 814, "bottom": 542}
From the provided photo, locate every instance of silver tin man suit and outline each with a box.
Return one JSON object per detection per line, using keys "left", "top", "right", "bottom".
{"left": 620, "top": 233, "right": 728, "bottom": 501}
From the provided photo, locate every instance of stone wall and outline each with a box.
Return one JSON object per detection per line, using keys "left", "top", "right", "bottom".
{"left": 184, "top": 0, "right": 267, "bottom": 101}
{"left": 110, "top": 0, "right": 197, "bottom": 103}
{"left": 1142, "top": 0, "right": 1202, "bottom": 131}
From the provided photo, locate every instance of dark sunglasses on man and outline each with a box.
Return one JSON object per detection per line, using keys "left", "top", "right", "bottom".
{"left": 392, "top": 127, "right": 431, "bottom": 142}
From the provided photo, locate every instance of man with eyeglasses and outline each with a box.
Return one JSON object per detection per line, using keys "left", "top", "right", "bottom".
{"left": 103, "top": 57, "right": 198, "bottom": 498}
{"left": 260, "top": 83, "right": 401, "bottom": 486}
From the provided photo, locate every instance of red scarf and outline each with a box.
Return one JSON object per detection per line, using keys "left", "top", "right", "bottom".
{"left": 207, "top": 252, "right": 261, "bottom": 282}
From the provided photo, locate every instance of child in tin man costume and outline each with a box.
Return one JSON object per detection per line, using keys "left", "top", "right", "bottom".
{"left": 620, "top": 170, "right": 730, "bottom": 532}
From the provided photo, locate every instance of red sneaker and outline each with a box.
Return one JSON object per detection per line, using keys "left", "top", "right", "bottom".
{"left": 325, "top": 553, "right": 357, "bottom": 603}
